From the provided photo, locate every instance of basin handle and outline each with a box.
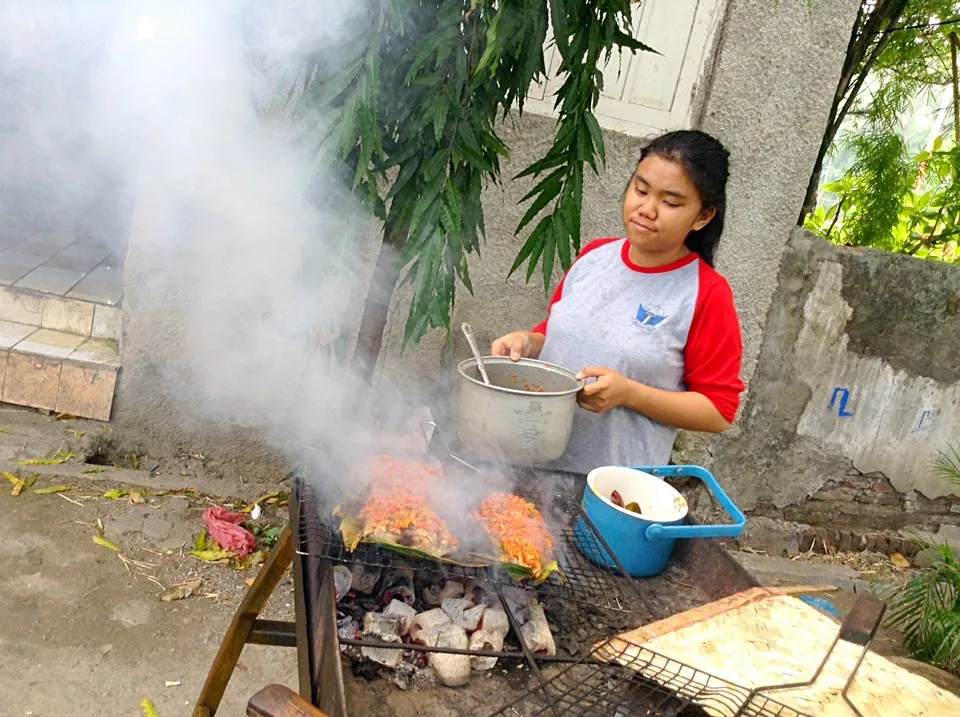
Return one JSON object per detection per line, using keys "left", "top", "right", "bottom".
{"left": 636, "top": 465, "right": 747, "bottom": 541}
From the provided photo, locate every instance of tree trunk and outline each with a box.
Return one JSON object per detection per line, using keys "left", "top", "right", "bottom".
{"left": 352, "top": 219, "right": 409, "bottom": 389}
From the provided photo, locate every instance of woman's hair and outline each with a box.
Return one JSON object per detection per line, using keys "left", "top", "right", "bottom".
{"left": 635, "top": 130, "right": 730, "bottom": 267}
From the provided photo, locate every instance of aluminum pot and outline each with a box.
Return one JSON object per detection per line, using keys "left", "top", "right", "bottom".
{"left": 456, "top": 356, "right": 584, "bottom": 464}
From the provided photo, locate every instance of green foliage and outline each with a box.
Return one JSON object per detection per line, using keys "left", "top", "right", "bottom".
{"left": 806, "top": 0, "right": 960, "bottom": 264}
{"left": 886, "top": 542, "right": 960, "bottom": 674}
{"left": 291, "top": 0, "right": 653, "bottom": 344}
{"left": 884, "top": 446, "right": 960, "bottom": 675}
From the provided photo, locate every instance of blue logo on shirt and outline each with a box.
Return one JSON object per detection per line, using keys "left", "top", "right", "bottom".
{"left": 635, "top": 303, "right": 667, "bottom": 328}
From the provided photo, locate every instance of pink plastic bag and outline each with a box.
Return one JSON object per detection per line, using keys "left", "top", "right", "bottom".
{"left": 204, "top": 506, "right": 256, "bottom": 558}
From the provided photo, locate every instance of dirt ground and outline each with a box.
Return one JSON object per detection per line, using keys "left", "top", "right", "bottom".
{"left": 2, "top": 406, "right": 959, "bottom": 717}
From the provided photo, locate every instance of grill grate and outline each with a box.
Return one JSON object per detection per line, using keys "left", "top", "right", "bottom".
{"left": 296, "top": 478, "right": 653, "bottom": 615}
{"left": 488, "top": 640, "right": 809, "bottom": 717}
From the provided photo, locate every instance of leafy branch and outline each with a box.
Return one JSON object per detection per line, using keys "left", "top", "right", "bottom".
{"left": 287, "top": 0, "right": 655, "bottom": 377}
{"left": 510, "top": 0, "right": 654, "bottom": 290}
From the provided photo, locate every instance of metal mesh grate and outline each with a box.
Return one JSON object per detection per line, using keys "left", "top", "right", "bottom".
{"left": 295, "top": 478, "right": 651, "bottom": 614}
{"left": 488, "top": 640, "right": 809, "bottom": 717}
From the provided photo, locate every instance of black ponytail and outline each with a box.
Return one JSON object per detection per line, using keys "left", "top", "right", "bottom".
{"left": 635, "top": 130, "right": 729, "bottom": 267}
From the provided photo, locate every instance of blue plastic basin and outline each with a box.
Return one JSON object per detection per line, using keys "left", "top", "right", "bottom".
{"left": 574, "top": 465, "right": 747, "bottom": 578}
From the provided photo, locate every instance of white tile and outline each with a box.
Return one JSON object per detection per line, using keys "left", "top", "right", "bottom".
{"left": 0, "top": 286, "right": 44, "bottom": 325}
{"left": 41, "top": 296, "right": 94, "bottom": 335}
{"left": 91, "top": 304, "right": 122, "bottom": 341}
{"left": 0, "top": 320, "right": 36, "bottom": 349}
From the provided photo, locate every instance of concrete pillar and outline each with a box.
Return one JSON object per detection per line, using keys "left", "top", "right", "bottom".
{"left": 698, "top": 0, "right": 861, "bottom": 382}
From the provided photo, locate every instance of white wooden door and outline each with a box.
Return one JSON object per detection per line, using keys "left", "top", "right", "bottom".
{"left": 524, "top": 0, "right": 727, "bottom": 137}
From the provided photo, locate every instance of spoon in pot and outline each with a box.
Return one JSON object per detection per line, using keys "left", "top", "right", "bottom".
{"left": 461, "top": 323, "right": 491, "bottom": 385}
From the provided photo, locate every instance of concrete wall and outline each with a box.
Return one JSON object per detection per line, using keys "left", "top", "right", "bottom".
{"left": 712, "top": 229, "right": 960, "bottom": 537}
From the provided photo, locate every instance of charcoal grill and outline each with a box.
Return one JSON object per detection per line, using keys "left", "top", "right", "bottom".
{"left": 193, "top": 445, "right": 787, "bottom": 717}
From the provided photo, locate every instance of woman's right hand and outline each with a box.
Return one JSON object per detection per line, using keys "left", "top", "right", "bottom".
{"left": 490, "top": 331, "right": 544, "bottom": 361}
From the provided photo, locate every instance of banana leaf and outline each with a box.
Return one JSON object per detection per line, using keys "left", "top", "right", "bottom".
{"left": 337, "top": 512, "right": 566, "bottom": 582}
{"left": 338, "top": 514, "right": 490, "bottom": 568}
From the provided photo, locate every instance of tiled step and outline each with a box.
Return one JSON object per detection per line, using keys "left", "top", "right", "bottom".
{"left": 0, "top": 286, "right": 120, "bottom": 420}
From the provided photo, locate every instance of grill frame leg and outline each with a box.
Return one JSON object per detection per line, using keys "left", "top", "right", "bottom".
{"left": 193, "top": 528, "right": 294, "bottom": 717}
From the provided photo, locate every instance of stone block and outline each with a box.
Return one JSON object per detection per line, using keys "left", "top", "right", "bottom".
{"left": 0, "top": 287, "right": 43, "bottom": 326}
{"left": 55, "top": 362, "right": 117, "bottom": 421}
{"left": 2, "top": 352, "right": 61, "bottom": 410}
{"left": 41, "top": 296, "right": 94, "bottom": 335}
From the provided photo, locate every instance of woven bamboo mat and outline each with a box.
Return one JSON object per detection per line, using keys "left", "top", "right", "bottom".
{"left": 598, "top": 588, "right": 960, "bottom": 717}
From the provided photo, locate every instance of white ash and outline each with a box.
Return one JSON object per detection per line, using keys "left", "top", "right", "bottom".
{"left": 383, "top": 599, "right": 417, "bottom": 636}
{"left": 409, "top": 607, "right": 451, "bottom": 642}
{"left": 519, "top": 604, "right": 556, "bottom": 657}
{"left": 442, "top": 598, "right": 485, "bottom": 632}
{"left": 422, "top": 624, "right": 471, "bottom": 688}
{"left": 360, "top": 638, "right": 404, "bottom": 669}
{"left": 479, "top": 607, "right": 509, "bottom": 640}
{"left": 363, "top": 612, "right": 403, "bottom": 640}
{"left": 468, "top": 629, "right": 503, "bottom": 671}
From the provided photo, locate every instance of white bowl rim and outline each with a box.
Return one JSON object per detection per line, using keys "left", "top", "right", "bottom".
{"left": 586, "top": 466, "right": 689, "bottom": 522}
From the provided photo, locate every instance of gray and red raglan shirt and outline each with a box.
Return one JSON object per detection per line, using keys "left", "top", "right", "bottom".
{"left": 533, "top": 237, "right": 745, "bottom": 474}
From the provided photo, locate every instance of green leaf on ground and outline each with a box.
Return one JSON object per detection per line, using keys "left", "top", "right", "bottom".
{"left": 19, "top": 450, "right": 75, "bottom": 465}
{"left": 103, "top": 489, "right": 128, "bottom": 499}
{"left": 83, "top": 467, "right": 105, "bottom": 474}
{"left": 141, "top": 698, "right": 160, "bottom": 717}
{"left": 190, "top": 549, "right": 234, "bottom": 562}
{"left": 33, "top": 485, "right": 73, "bottom": 495}
{"left": 93, "top": 535, "right": 122, "bottom": 552}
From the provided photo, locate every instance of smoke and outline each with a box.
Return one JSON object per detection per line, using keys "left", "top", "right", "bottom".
{"left": 0, "top": 2, "right": 561, "bottom": 530}
{"left": 0, "top": 1, "right": 421, "bottom": 480}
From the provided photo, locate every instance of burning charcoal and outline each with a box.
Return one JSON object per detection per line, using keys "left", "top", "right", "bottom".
{"left": 350, "top": 563, "right": 382, "bottom": 595}
{"left": 464, "top": 578, "right": 499, "bottom": 607}
{"left": 333, "top": 565, "right": 353, "bottom": 601}
{"left": 379, "top": 569, "right": 416, "bottom": 606}
{"left": 383, "top": 599, "right": 417, "bottom": 636}
{"left": 360, "top": 638, "right": 404, "bottom": 669}
{"left": 420, "top": 583, "right": 443, "bottom": 607}
{"left": 363, "top": 612, "right": 403, "bottom": 640}
{"left": 409, "top": 608, "right": 451, "bottom": 641}
{"left": 479, "top": 607, "right": 509, "bottom": 640}
{"left": 421, "top": 624, "right": 471, "bottom": 687}
{"left": 442, "top": 598, "right": 485, "bottom": 632}
{"left": 499, "top": 586, "right": 532, "bottom": 625}
{"left": 468, "top": 629, "right": 503, "bottom": 671}
{"left": 439, "top": 580, "right": 465, "bottom": 601}
{"left": 519, "top": 604, "right": 556, "bottom": 657}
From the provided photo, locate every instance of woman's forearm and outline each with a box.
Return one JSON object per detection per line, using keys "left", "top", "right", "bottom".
{"left": 621, "top": 381, "right": 730, "bottom": 433}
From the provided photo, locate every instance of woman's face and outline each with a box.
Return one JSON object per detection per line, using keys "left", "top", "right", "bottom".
{"left": 622, "top": 154, "right": 715, "bottom": 261}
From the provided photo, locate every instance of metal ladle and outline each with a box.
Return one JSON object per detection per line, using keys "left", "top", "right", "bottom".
{"left": 461, "top": 323, "right": 491, "bottom": 385}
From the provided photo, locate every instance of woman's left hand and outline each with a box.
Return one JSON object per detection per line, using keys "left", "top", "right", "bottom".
{"left": 576, "top": 366, "right": 632, "bottom": 413}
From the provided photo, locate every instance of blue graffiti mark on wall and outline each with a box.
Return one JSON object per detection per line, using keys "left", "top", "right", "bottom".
{"left": 829, "top": 387, "right": 855, "bottom": 417}
{"left": 914, "top": 409, "right": 937, "bottom": 432}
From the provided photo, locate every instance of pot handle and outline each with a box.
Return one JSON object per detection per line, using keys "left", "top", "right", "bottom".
{"left": 637, "top": 465, "right": 746, "bottom": 541}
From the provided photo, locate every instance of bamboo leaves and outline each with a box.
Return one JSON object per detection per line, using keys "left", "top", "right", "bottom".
{"left": 292, "top": 0, "right": 654, "bottom": 344}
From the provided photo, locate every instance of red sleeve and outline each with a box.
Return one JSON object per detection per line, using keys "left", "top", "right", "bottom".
{"left": 684, "top": 263, "right": 745, "bottom": 423}
{"left": 531, "top": 238, "right": 621, "bottom": 335}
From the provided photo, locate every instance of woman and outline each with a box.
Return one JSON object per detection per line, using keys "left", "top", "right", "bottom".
{"left": 491, "top": 130, "right": 744, "bottom": 474}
